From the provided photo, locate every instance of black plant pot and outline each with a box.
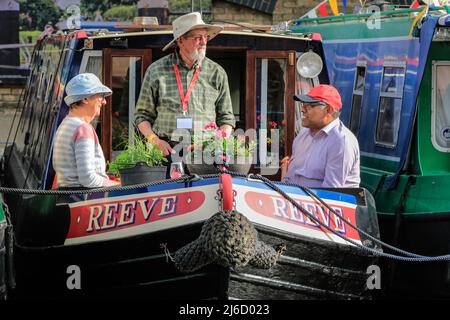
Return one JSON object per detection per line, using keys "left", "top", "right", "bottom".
{"left": 119, "top": 162, "right": 166, "bottom": 186}
{"left": 186, "top": 157, "right": 253, "bottom": 175}
{"left": 185, "top": 163, "right": 217, "bottom": 175}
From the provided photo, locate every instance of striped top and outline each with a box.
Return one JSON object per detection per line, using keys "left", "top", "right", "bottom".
{"left": 53, "top": 116, "right": 117, "bottom": 188}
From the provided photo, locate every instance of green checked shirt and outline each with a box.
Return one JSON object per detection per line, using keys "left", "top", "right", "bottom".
{"left": 134, "top": 51, "right": 235, "bottom": 140}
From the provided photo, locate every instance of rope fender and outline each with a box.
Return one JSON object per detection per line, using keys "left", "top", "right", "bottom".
{"left": 173, "top": 210, "right": 286, "bottom": 273}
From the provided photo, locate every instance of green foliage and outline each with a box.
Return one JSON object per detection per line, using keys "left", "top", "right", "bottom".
{"left": 80, "top": 0, "right": 136, "bottom": 18}
{"left": 108, "top": 134, "right": 167, "bottom": 176}
{"left": 19, "top": 0, "right": 62, "bottom": 30}
{"left": 19, "top": 31, "right": 41, "bottom": 43}
{"left": 111, "top": 117, "right": 129, "bottom": 150}
{"left": 168, "top": 0, "right": 212, "bottom": 22}
{"left": 169, "top": 0, "right": 212, "bottom": 12}
{"left": 104, "top": 5, "right": 138, "bottom": 21}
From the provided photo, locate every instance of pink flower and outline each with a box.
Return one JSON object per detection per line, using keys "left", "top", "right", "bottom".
{"left": 268, "top": 121, "right": 278, "bottom": 129}
{"left": 204, "top": 122, "right": 218, "bottom": 130}
{"left": 215, "top": 129, "right": 227, "bottom": 139}
{"left": 282, "top": 119, "right": 286, "bottom": 126}
{"left": 256, "top": 115, "right": 262, "bottom": 120}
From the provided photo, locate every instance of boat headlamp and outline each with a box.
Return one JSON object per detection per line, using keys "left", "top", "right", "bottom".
{"left": 296, "top": 51, "right": 323, "bottom": 78}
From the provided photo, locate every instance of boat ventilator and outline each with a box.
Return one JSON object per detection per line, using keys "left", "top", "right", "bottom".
{"left": 0, "top": 171, "right": 449, "bottom": 263}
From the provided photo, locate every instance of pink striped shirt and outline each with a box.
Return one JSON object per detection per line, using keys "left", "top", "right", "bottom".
{"left": 53, "top": 116, "right": 118, "bottom": 188}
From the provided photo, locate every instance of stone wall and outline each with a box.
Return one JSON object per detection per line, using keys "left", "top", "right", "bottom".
{"left": 0, "top": 85, "right": 23, "bottom": 108}
{"left": 273, "top": 0, "right": 316, "bottom": 24}
{"left": 211, "top": 0, "right": 317, "bottom": 25}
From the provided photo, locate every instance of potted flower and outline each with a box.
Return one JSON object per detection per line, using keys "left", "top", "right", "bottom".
{"left": 108, "top": 134, "right": 167, "bottom": 185}
{"left": 186, "top": 122, "right": 256, "bottom": 175}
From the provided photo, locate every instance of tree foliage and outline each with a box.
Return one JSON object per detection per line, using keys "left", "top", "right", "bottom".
{"left": 80, "top": 0, "right": 137, "bottom": 18}
{"left": 169, "top": 0, "right": 212, "bottom": 13}
{"left": 19, "top": 0, "right": 63, "bottom": 30}
{"left": 104, "top": 5, "right": 138, "bottom": 21}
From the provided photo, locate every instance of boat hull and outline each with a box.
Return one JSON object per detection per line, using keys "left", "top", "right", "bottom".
{"left": 10, "top": 222, "right": 377, "bottom": 300}
{"left": 376, "top": 212, "right": 450, "bottom": 299}
{"left": 4, "top": 177, "right": 380, "bottom": 300}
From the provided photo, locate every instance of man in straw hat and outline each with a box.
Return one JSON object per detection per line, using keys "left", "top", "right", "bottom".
{"left": 283, "top": 84, "right": 360, "bottom": 188}
{"left": 134, "top": 12, "right": 235, "bottom": 160}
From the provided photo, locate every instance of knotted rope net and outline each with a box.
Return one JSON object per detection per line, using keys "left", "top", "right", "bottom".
{"left": 173, "top": 210, "right": 286, "bottom": 273}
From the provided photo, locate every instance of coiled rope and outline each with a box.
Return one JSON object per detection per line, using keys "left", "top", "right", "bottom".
{"left": 172, "top": 210, "right": 286, "bottom": 272}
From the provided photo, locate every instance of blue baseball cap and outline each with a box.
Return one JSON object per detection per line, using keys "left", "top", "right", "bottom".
{"left": 64, "top": 73, "right": 112, "bottom": 106}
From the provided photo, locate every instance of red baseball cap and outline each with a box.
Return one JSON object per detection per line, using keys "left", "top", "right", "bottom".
{"left": 294, "top": 84, "right": 342, "bottom": 111}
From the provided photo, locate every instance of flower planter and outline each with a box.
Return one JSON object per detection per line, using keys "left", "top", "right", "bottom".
{"left": 186, "top": 163, "right": 217, "bottom": 175}
{"left": 119, "top": 162, "right": 167, "bottom": 186}
{"left": 186, "top": 157, "right": 253, "bottom": 175}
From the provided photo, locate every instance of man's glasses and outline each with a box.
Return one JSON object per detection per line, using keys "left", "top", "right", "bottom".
{"left": 301, "top": 102, "right": 327, "bottom": 111}
{"left": 185, "top": 34, "right": 210, "bottom": 43}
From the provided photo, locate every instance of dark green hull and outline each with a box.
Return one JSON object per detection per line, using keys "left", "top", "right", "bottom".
{"left": 377, "top": 212, "right": 450, "bottom": 298}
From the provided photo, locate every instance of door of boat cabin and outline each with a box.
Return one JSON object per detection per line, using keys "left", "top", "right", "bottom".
{"left": 102, "top": 49, "right": 151, "bottom": 161}
{"left": 246, "top": 50, "right": 296, "bottom": 179}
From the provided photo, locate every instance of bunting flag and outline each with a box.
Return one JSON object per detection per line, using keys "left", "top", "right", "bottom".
{"left": 319, "top": 1, "right": 329, "bottom": 16}
{"left": 300, "top": 0, "right": 328, "bottom": 19}
{"left": 306, "top": 8, "right": 318, "bottom": 18}
{"left": 300, "top": 0, "right": 345, "bottom": 19}
{"left": 329, "top": 0, "right": 339, "bottom": 15}
{"left": 408, "top": 5, "right": 429, "bottom": 36}
{"left": 410, "top": 0, "right": 420, "bottom": 8}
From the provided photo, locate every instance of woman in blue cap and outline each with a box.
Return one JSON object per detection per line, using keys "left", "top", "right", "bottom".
{"left": 53, "top": 73, "right": 120, "bottom": 188}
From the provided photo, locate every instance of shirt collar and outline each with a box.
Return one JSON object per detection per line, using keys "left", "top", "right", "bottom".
{"left": 321, "top": 118, "right": 340, "bottom": 135}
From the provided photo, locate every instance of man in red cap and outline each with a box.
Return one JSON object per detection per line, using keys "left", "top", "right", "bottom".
{"left": 283, "top": 84, "right": 360, "bottom": 188}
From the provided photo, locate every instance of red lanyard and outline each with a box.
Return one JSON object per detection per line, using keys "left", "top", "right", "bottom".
{"left": 173, "top": 64, "right": 200, "bottom": 115}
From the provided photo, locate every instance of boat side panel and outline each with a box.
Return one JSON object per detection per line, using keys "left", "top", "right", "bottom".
{"left": 322, "top": 38, "right": 419, "bottom": 174}
{"left": 416, "top": 41, "right": 450, "bottom": 175}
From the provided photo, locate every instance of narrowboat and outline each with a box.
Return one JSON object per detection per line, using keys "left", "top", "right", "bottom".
{"left": 292, "top": 3, "right": 450, "bottom": 298}
{"left": 0, "top": 22, "right": 380, "bottom": 299}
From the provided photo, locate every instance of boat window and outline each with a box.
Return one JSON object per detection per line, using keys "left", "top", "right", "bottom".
{"left": 213, "top": 55, "right": 245, "bottom": 130}
{"left": 102, "top": 49, "right": 150, "bottom": 161}
{"left": 110, "top": 56, "right": 143, "bottom": 157}
{"left": 375, "top": 65, "right": 405, "bottom": 148}
{"left": 255, "top": 58, "right": 287, "bottom": 167}
{"left": 350, "top": 65, "right": 366, "bottom": 135}
{"left": 80, "top": 51, "right": 103, "bottom": 81}
{"left": 431, "top": 62, "right": 450, "bottom": 152}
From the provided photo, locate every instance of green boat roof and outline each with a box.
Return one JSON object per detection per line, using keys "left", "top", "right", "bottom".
{"left": 291, "top": 6, "right": 450, "bottom": 40}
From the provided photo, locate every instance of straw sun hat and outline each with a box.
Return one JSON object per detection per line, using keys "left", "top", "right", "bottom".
{"left": 162, "top": 12, "right": 223, "bottom": 51}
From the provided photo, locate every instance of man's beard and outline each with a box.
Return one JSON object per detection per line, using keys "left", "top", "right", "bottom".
{"left": 189, "top": 47, "right": 206, "bottom": 62}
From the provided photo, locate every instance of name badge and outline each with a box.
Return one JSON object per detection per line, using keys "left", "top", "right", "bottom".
{"left": 176, "top": 116, "right": 193, "bottom": 129}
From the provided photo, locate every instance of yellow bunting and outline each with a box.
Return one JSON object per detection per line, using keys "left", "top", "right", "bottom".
{"left": 408, "top": 6, "right": 428, "bottom": 37}
{"left": 329, "top": 0, "right": 339, "bottom": 16}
